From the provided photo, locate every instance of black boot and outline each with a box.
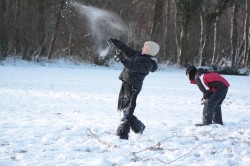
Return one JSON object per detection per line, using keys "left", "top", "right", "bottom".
{"left": 116, "top": 118, "right": 130, "bottom": 140}
{"left": 129, "top": 115, "right": 145, "bottom": 134}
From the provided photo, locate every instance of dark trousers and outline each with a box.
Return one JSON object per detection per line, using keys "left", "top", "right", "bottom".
{"left": 202, "top": 89, "right": 228, "bottom": 125}
{"left": 116, "top": 82, "right": 145, "bottom": 139}
{"left": 118, "top": 82, "right": 140, "bottom": 116}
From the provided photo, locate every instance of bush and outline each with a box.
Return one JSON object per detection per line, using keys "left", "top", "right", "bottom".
{"left": 212, "top": 66, "right": 249, "bottom": 76}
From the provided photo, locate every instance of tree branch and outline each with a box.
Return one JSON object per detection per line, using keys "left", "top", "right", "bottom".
{"left": 87, "top": 128, "right": 119, "bottom": 148}
{"left": 167, "top": 142, "right": 207, "bottom": 165}
{"left": 132, "top": 135, "right": 176, "bottom": 154}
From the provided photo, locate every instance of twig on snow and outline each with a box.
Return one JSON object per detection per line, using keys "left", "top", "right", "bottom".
{"left": 143, "top": 158, "right": 168, "bottom": 164}
{"left": 131, "top": 154, "right": 168, "bottom": 165}
{"left": 130, "top": 135, "right": 176, "bottom": 164}
{"left": 104, "top": 131, "right": 116, "bottom": 135}
{"left": 167, "top": 142, "right": 207, "bottom": 165}
{"left": 87, "top": 128, "right": 119, "bottom": 148}
{"left": 132, "top": 134, "right": 176, "bottom": 154}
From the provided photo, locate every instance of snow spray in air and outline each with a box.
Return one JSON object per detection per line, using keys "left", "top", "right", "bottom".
{"left": 70, "top": 1, "right": 127, "bottom": 57}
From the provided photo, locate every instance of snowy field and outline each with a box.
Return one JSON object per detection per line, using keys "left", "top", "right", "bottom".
{"left": 0, "top": 60, "right": 250, "bottom": 166}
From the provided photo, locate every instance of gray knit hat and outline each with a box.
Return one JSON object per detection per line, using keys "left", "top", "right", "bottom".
{"left": 145, "top": 41, "right": 160, "bottom": 56}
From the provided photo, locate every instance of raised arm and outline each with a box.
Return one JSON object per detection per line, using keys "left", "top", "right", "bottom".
{"left": 108, "top": 38, "right": 137, "bottom": 58}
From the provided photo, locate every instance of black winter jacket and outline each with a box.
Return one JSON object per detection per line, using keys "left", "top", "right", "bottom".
{"left": 113, "top": 40, "right": 158, "bottom": 90}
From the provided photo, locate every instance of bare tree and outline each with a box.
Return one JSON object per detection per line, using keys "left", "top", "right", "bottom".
{"left": 176, "top": 0, "right": 202, "bottom": 66}
{"left": 0, "top": 0, "right": 8, "bottom": 60}
{"left": 1, "top": 0, "right": 249, "bottom": 68}
{"left": 243, "top": 0, "right": 250, "bottom": 66}
{"left": 14, "top": 0, "right": 21, "bottom": 54}
{"left": 176, "top": 0, "right": 189, "bottom": 66}
{"left": 150, "top": 0, "right": 172, "bottom": 62}
{"left": 198, "top": 7, "right": 205, "bottom": 66}
{"left": 150, "top": 0, "right": 161, "bottom": 40}
{"left": 199, "top": 0, "right": 234, "bottom": 66}
{"left": 211, "top": 10, "right": 219, "bottom": 66}
{"left": 163, "top": 0, "right": 171, "bottom": 62}
{"left": 174, "top": 2, "right": 180, "bottom": 65}
{"left": 36, "top": 0, "right": 46, "bottom": 58}
{"left": 230, "top": 2, "right": 239, "bottom": 67}
{"left": 48, "top": 0, "right": 65, "bottom": 59}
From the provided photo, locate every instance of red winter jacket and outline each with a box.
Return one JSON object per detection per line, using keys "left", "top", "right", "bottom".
{"left": 203, "top": 72, "right": 230, "bottom": 92}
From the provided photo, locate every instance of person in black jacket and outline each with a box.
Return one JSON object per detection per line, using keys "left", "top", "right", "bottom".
{"left": 108, "top": 38, "right": 159, "bottom": 139}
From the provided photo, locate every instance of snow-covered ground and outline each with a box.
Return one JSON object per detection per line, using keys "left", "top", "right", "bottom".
{"left": 0, "top": 60, "right": 250, "bottom": 166}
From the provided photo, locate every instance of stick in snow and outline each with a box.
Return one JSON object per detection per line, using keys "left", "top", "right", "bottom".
{"left": 167, "top": 142, "right": 207, "bottom": 165}
{"left": 132, "top": 134, "right": 176, "bottom": 154}
{"left": 87, "top": 128, "right": 119, "bottom": 148}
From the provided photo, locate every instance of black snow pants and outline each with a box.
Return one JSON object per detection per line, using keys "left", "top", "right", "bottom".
{"left": 116, "top": 82, "right": 145, "bottom": 139}
{"left": 202, "top": 89, "right": 228, "bottom": 125}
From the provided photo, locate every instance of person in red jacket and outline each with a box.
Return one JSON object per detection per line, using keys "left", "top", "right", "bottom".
{"left": 186, "top": 66, "right": 230, "bottom": 126}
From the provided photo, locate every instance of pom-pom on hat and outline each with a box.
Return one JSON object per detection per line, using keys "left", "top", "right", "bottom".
{"left": 145, "top": 41, "right": 160, "bottom": 56}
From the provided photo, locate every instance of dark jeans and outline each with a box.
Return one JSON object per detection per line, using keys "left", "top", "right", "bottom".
{"left": 202, "top": 89, "right": 228, "bottom": 125}
{"left": 118, "top": 82, "right": 140, "bottom": 117}
{"left": 116, "top": 82, "right": 145, "bottom": 139}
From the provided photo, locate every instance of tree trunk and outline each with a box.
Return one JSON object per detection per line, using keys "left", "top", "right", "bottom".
{"left": 162, "top": 0, "right": 171, "bottom": 62}
{"left": 200, "top": 1, "right": 233, "bottom": 66}
{"left": 230, "top": 3, "right": 239, "bottom": 67}
{"left": 14, "top": 0, "right": 21, "bottom": 54}
{"left": 37, "top": 0, "right": 46, "bottom": 58}
{"left": 175, "top": 1, "right": 189, "bottom": 66}
{"left": 200, "top": 13, "right": 215, "bottom": 66}
{"left": 48, "top": 0, "right": 65, "bottom": 59}
{"left": 211, "top": 13, "right": 218, "bottom": 65}
{"left": 215, "top": 36, "right": 222, "bottom": 64}
{"left": 176, "top": 0, "right": 191, "bottom": 66}
{"left": 198, "top": 8, "right": 205, "bottom": 66}
{"left": 0, "top": 0, "right": 8, "bottom": 60}
{"left": 174, "top": 3, "right": 180, "bottom": 65}
{"left": 236, "top": 39, "right": 245, "bottom": 65}
{"left": 178, "top": 22, "right": 188, "bottom": 66}
{"left": 243, "top": 0, "right": 250, "bottom": 66}
{"left": 150, "top": 0, "right": 164, "bottom": 41}
{"left": 68, "top": 33, "right": 72, "bottom": 56}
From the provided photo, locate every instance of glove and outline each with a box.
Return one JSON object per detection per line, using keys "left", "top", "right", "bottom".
{"left": 119, "top": 55, "right": 125, "bottom": 63}
{"left": 202, "top": 90, "right": 211, "bottom": 100}
{"left": 114, "top": 49, "right": 122, "bottom": 62}
{"left": 108, "top": 38, "right": 119, "bottom": 45}
{"left": 114, "top": 49, "right": 126, "bottom": 63}
{"left": 201, "top": 98, "right": 207, "bottom": 105}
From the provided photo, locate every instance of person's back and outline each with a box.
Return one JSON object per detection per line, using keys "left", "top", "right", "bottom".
{"left": 202, "top": 71, "right": 229, "bottom": 92}
{"left": 119, "top": 52, "right": 158, "bottom": 91}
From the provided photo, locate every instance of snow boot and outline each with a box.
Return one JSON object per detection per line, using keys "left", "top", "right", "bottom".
{"left": 129, "top": 116, "right": 145, "bottom": 134}
{"left": 116, "top": 118, "right": 130, "bottom": 140}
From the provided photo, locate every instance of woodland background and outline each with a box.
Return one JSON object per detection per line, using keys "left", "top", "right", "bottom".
{"left": 0, "top": 0, "right": 250, "bottom": 68}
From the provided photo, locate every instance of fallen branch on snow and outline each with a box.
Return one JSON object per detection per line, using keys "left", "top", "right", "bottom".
{"left": 167, "top": 142, "right": 207, "bottom": 165}
{"left": 87, "top": 128, "right": 119, "bottom": 148}
{"left": 130, "top": 134, "right": 177, "bottom": 164}
{"left": 132, "top": 134, "right": 208, "bottom": 165}
{"left": 132, "top": 134, "right": 177, "bottom": 154}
